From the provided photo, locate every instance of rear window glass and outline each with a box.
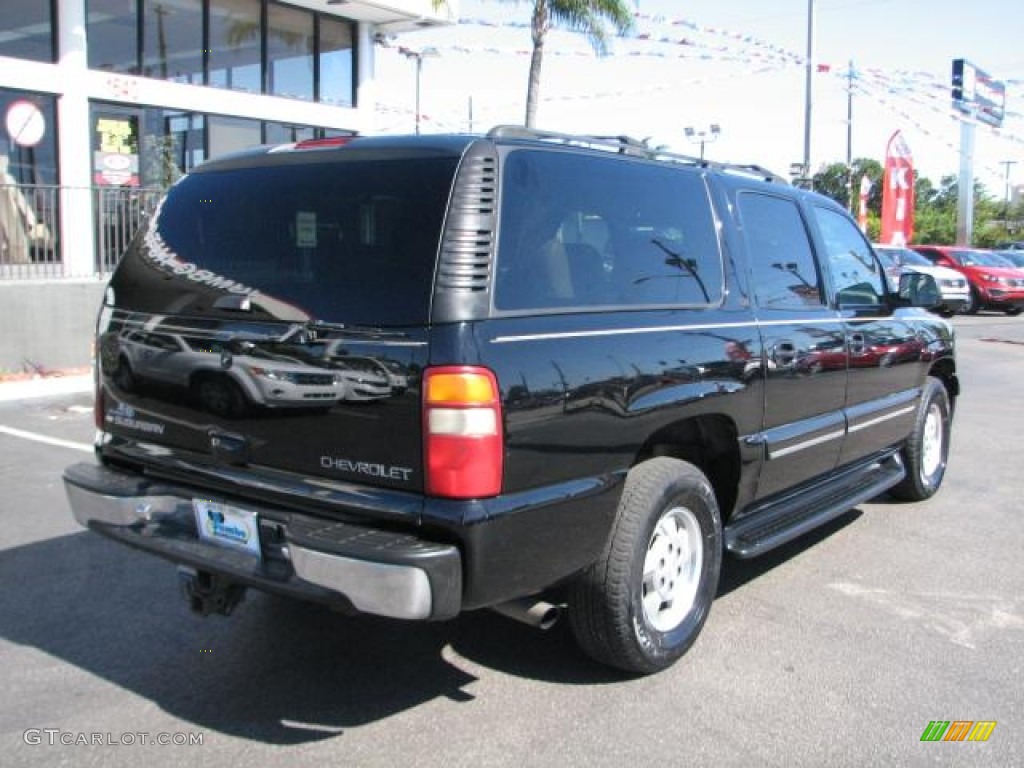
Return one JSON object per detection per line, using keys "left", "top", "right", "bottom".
{"left": 494, "top": 150, "right": 722, "bottom": 310}
{"left": 148, "top": 154, "right": 459, "bottom": 326}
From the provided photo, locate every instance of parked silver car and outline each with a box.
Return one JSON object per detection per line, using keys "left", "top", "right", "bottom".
{"left": 873, "top": 245, "right": 970, "bottom": 316}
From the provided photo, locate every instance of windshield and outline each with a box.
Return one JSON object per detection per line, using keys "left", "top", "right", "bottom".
{"left": 875, "top": 247, "right": 931, "bottom": 267}
{"left": 955, "top": 249, "right": 1015, "bottom": 267}
{"left": 898, "top": 250, "right": 932, "bottom": 266}
{"left": 146, "top": 154, "right": 459, "bottom": 326}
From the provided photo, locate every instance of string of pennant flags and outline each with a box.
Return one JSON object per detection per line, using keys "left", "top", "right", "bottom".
{"left": 381, "top": 11, "right": 1021, "bottom": 164}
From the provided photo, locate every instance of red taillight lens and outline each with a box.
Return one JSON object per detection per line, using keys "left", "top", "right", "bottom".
{"left": 423, "top": 366, "right": 503, "bottom": 499}
{"left": 293, "top": 136, "right": 355, "bottom": 150}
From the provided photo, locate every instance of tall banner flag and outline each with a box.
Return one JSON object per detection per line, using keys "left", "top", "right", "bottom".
{"left": 880, "top": 131, "right": 914, "bottom": 246}
{"left": 857, "top": 175, "right": 872, "bottom": 233}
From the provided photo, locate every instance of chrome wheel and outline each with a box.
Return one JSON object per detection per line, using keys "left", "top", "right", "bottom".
{"left": 920, "top": 401, "right": 944, "bottom": 481}
{"left": 568, "top": 458, "right": 722, "bottom": 673}
{"left": 641, "top": 506, "right": 703, "bottom": 632}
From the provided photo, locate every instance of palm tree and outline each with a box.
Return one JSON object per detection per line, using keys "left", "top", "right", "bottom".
{"left": 514, "top": 0, "right": 635, "bottom": 127}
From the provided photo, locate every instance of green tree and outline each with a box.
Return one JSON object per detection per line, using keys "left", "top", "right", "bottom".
{"left": 811, "top": 158, "right": 882, "bottom": 213}
{"left": 515, "top": 0, "right": 634, "bottom": 127}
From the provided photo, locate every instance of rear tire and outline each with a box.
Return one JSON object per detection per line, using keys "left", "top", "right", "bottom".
{"left": 568, "top": 458, "right": 722, "bottom": 675}
{"left": 890, "top": 377, "right": 951, "bottom": 501}
{"left": 1005, "top": 307, "right": 1022, "bottom": 316}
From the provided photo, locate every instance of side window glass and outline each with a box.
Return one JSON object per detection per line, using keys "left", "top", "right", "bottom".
{"left": 494, "top": 151, "right": 722, "bottom": 311}
{"left": 814, "top": 206, "right": 885, "bottom": 306}
{"left": 738, "top": 193, "right": 824, "bottom": 309}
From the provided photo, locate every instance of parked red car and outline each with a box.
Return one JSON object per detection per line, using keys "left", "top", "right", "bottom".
{"left": 912, "top": 245, "right": 1024, "bottom": 315}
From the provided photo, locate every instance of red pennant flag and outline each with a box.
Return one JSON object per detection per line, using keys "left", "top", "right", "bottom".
{"left": 857, "top": 175, "right": 872, "bottom": 233}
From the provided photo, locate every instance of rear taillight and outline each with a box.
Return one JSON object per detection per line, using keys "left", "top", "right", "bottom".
{"left": 293, "top": 136, "right": 355, "bottom": 150}
{"left": 423, "top": 366, "right": 503, "bottom": 499}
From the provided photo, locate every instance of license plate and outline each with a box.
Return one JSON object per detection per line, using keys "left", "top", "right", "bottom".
{"left": 193, "top": 499, "right": 261, "bottom": 559}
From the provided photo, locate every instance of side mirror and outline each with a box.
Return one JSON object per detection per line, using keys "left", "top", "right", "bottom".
{"left": 898, "top": 272, "right": 941, "bottom": 309}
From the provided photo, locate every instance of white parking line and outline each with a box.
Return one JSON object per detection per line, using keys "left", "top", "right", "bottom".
{"left": 0, "top": 425, "right": 93, "bottom": 454}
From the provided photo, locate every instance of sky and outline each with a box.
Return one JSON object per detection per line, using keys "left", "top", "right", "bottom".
{"left": 373, "top": 0, "right": 1024, "bottom": 196}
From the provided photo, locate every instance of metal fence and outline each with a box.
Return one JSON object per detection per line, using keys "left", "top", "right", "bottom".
{"left": 93, "top": 186, "right": 162, "bottom": 274}
{"left": 0, "top": 184, "right": 162, "bottom": 280}
{"left": 0, "top": 183, "right": 61, "bottom": 279}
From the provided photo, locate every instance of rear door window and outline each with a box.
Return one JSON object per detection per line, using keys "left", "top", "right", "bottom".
{"left": 738, "top": 192, "right": 824, "bottom": 309}
{"left": 494, "top": 150, "right": 722, "bottom": 311}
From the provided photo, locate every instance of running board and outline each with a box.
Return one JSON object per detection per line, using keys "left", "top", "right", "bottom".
{"left": 724, "top": 452, "right": 905, "bottom": 559}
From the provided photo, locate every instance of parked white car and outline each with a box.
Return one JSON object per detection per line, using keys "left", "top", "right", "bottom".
{"left": 873, "top": 245, "right": 970, "bottom": 316}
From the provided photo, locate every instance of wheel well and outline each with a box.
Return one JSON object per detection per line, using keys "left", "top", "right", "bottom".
{"left": 636, "top": 414, "right": 740, "bottom": 519}
{"left": 928, "top": 360, "right": 959, "bottom": 408}
{"left": 189, "top": 369, "right": 229, "bottom": 390}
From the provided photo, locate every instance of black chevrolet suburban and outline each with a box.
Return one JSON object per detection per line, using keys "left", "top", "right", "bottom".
{"left": 64, "top": 127, "right": 957, "bottom": 674}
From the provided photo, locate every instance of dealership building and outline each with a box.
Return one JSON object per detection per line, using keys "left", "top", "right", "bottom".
{"left": 1, "top": 0, "right": 453, "bottom": 369}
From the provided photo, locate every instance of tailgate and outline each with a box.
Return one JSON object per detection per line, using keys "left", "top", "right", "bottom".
{"left": 94, "top": 149, "right": 458, "bottom": 493}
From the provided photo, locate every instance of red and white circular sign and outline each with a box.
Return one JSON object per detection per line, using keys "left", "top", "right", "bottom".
{"left": 5, "top": 100, "right": 46, "bottom": 148}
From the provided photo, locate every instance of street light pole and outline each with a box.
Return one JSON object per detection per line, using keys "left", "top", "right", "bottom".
{"left": 401, "top": 48, "right": 438, "bottom": 134}
{"left": 803, "top": 0, "right": 815, "bottom": 188}
{"left": 414, "top": 54, "right": 423, "bottom": 134}
{"left": 684, "top": 124, "right": 721, "bottom": 162}
{"left": 1002, "top": 160, "right": 1017, "bottom": 232}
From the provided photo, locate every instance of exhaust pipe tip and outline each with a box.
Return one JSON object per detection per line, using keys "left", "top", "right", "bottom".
{"left": 491, "top": 597, "right": 562, "bottom": 630}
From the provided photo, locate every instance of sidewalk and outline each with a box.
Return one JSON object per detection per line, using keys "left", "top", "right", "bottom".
{"left": 0, "top": 371, "right": 93, "bottom": 402}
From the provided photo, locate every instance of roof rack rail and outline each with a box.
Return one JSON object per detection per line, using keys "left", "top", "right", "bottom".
{"left": 485, "top": 125, "right": 789, "bottom": 184}
{"left": 486, "top": 125, "right": 650, "bottom": 156}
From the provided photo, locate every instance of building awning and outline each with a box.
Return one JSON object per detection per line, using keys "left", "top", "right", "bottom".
{"left": 284, "top": 0, "right": 457, "bottom": 33}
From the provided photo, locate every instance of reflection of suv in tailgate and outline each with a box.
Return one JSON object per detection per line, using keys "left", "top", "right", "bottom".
{"left": 65, "top": 128, "right": 957, "bottom": 675}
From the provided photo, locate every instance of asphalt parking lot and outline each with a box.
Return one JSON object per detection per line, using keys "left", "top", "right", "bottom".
{"left": 1, "top": 314, "right": 1021, "bottom": 767}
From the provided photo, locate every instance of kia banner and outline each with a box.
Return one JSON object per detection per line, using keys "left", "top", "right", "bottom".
{"left": 880, "top": 131, "right": 914, "bottom": 246}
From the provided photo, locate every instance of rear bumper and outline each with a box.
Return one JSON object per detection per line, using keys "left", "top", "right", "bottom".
{"left": 63, "top": 462, "right": 462, "bottom": 620}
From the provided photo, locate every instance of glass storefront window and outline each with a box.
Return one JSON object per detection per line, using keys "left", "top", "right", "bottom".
{"left": 142, "top": 0, "right": 204, "bottom": 84}
{"left": 209, "top": 0, "right": 262, "bottom": 93}
{"left": 92, "top": 109, "right": 142, "bottom": 187}
{"left": 268, "top": 3, "right": 314, "bottom": 101}
{"left": 162, "top": 112, "right": 206, "bottom": 175}
{"left": 318, "top": 17, "right": 355, "bottom": 107}
{"left": 1, "top": 90, "right": 58, "bottom": 185}
{"left": 0, "top": 1, "right": 55, "bottom": 63}
{"left": 1, "top": 89, "right": 59, "bottom": 271}
{"left": 208, "top": 114, "right": 262, "bottom": 159}
{"left": 264, "top": 122, "right": 315, "bottom": 145}
{"left": 87, "top": 0, "right": 140, "bottom": 73}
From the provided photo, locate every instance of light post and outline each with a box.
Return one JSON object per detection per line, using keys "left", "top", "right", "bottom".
{"left": 400, "top": 47, "right": 438, "bottom": 134}
{"left": 684, "top": 124, "right": 721, "bottom": 161}
{"left": 803, "top": 0, "right": 815, "bottom": 188}
{"left": 789, "top": 162, "right": 810, "bottom": 189}
{"left": 1002, "top": 160, "right": 1017, "bottom": 233}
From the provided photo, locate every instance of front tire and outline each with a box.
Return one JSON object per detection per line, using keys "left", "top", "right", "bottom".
{"left": 568, "top": 458, "right": 722, "bottom": 675}
{"left": 890, "top": 378, "right": 951, "bottom": 501}
{"left": 963, "top": 287, "right": 980, "bottom": 315}
{"left": 193, "top": 375, "right": 247, "bottom": 418}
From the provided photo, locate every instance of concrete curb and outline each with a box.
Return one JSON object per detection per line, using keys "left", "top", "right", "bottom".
{"left": 0, "top": 374, "right": 93, "bottom": 402}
